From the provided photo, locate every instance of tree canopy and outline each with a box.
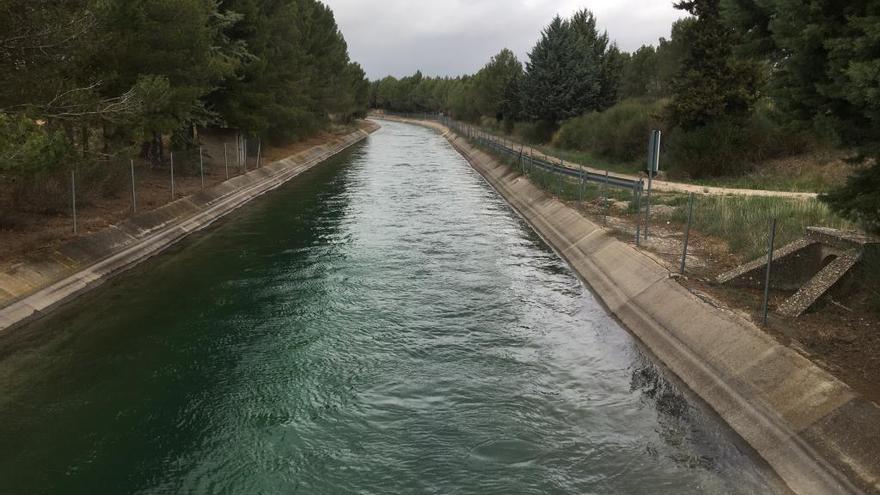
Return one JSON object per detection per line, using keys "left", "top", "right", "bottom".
{"left": 0, "top": 0, "right": 369, "bottom": 172}
{"left": 724, "top": 0, "right": 880, "bottom": 230}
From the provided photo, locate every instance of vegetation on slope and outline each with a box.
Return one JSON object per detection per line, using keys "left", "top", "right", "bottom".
{"left": 371, "top": 1, "right": 880, "bottom": 233}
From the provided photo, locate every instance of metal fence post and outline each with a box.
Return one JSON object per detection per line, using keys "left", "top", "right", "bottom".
{"left": 644, "top": 130, "right": 661, "bottom": 240}
{"left": 71, "top": 169, "right": 77, "bottom": 234}
{"left": 603, "top": 170, "right": 610, "bottom": 226}
{"left": 635, "top": 186, "right": 642, "bottom": 246}
{"left": 199, "top": 146, "right": 205, "bottom": 189}
{"left": 579, "top": 167, "right": 585, "bottom": 201}
{"left": 130, "top": 159, "right": 137, "bottom": 213}
{"left": 762, "top": 218, "right": 778, "bottom": 325}
{"left": 644, "top": 168, "right": 653, "bottom": 240}
{"left": 224, "top": 143, "right": 229, "bottom": 180}
{"left": 170, "top": 152, "right": 175, "bottom": 200}
{"left": 680, "top": 193, "right": 695, "bottom": 274}
{"left": 256, "top": 138, "right": 262, "bottom": 168}
{"left": 558, "top": 158, "right": 564, "bottom": 197}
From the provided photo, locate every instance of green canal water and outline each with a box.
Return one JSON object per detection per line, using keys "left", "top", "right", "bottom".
{"left": 0, "top": 121, "right": 781, "bottom": 494}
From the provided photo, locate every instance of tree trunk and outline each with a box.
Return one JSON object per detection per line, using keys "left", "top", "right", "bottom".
{"left": 147, "top": 131, "right": 164, "bottom": 167}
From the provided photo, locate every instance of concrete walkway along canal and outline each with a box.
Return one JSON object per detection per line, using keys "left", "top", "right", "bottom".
{"left": 0, "top": 121, "right": 784, "bottom": 493}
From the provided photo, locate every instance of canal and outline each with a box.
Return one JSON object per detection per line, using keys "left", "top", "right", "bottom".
{"left": 0, "top": 121, "right": 781, "bottom": 493}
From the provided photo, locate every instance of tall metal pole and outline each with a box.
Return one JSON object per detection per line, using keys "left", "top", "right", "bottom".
{"left": 130, "top": 159, "right": 137, "bottom": 214}
{"left": 170, "top": 152, "right": 175, "bottom": 200}
{"left": 199, "top": 146, "right": 205, "bottom": 189}
{"left": 71, "top": 169, "right": 77, "bottom": 234}
{"left": 680, "top": 193, "right": 695, "bottom": 274}
{"left": 762, "top": 218, "right": 778, "bottom": 325}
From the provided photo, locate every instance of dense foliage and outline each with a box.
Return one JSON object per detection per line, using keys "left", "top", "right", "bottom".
{"left": 0, "top": 0, "right": 369, "bottom": 175}
{"left": 722, "top": 0, "right": 880, "bottom": 231}
{"left": 371, "top": 3, "right": 879, "bottom": 232}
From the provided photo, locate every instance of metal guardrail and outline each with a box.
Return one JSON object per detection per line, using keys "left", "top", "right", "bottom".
{"left": 382, "top": 112, "right": 644, "bottom": 195}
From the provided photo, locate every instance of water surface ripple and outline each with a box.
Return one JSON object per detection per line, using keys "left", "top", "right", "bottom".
{"left": 0, "top": 121, "right": 779, "bottom": 493}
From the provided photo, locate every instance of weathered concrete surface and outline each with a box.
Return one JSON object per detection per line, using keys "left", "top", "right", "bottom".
{"left": 384, "top": 116, "right": 880, "bottom": 495}
{"left": 0, "top": 122, "right": 379, "bottom": 333}
{"left": 718, "top": 227, "right": 879, "bottom": 317}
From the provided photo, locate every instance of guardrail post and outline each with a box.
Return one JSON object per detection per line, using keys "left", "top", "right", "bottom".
{"left": 680, "top": 192, "right": 695, "bottom": 274}
{"left": 762, "top": 218, "right": 778, "bottom": 325}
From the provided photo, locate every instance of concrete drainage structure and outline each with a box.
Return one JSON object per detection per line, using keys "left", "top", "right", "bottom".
{"left": 718, "top": 227, "right": 879, "bottom": 318}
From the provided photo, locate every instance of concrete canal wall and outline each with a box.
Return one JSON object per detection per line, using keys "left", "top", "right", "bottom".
{"left": 383, "top": 116, "right": 880, "bottom": 495}
{"left": 0, "top": 122, "right": 379, "bottom": 333}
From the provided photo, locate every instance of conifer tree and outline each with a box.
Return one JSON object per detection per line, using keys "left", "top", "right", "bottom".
{"left": 669, "top": 0, "right": 762, "bottom": 130}
{"left": 724, "top": 0, "right": 880, "bottom": 231}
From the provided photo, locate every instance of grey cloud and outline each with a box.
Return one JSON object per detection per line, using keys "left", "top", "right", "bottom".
{"left": 324, "top": 0, "right": 688, "bottom": 79}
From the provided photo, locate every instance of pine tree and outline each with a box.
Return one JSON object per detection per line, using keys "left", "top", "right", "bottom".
{"left": 520, "top": 16, "right": 580, "bottom": 123}
{"left": 472, "top": 49, "right": 523, "bottom": 121}
{"left": 724, "top": 0, "right": 880, "bottom": 232}
{"left": 669, "top": 0, "right": 762, "bottom": 129}
{"left": 520, "top": 11, "right": 623, "bottom": 124}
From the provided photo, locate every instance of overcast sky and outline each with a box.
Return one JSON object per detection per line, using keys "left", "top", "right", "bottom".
{"left": 323, "top": 0, "right": 688, "bottom": 80}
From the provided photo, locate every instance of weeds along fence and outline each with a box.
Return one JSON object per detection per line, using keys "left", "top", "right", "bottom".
{"left": 2, "top": 136, "right": 265, "bottom": 235}
{"left": 386, "top": 111, "right": 863, "bottom": 320}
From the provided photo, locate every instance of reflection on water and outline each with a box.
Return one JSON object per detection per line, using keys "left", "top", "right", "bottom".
{"left": 0, "top": 121, "right": 781, "bottom": 494}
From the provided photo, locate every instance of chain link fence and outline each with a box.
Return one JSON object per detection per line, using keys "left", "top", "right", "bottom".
{"left": 0, "top": 135, "right": 265, "bottom": 264}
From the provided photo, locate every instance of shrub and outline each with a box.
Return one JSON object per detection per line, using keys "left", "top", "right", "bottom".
{"left": 0, "top": 113, "right": 72, "bottom": 178}
{"left": 666, "top": 107, "right": 812, "bottom": 179}
{"left": 552, "top": 98, "right": 666, "bottom": 163}
{"left": 513, "top": 120, "right": 557, "bottom": 144}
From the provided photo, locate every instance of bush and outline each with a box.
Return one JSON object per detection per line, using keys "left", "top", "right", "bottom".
{"left": 0, "top": 113, "right": 72, "bottom": 178}
{"left": 513, "top": 120, "right": 557, "bottom": 144}
{"left": 552, "top": 98, "right": 666, "bottom": 162}
{"left": 666, "top": 108, "right": 812, "bottom": 179}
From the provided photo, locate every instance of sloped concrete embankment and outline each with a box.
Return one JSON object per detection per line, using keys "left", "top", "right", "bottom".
{"left": 385, "top": 116, "right": 880, "bottom": 495}
{"left": 0, "top": 122, "right": 379, "bottom": 333}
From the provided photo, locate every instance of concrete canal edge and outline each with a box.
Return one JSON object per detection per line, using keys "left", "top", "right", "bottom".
{"left": 383, "top": 116, "right": 880, "bottom": 495}
{"left": 0, "top": 122, "right": 380, "bottom": 333}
